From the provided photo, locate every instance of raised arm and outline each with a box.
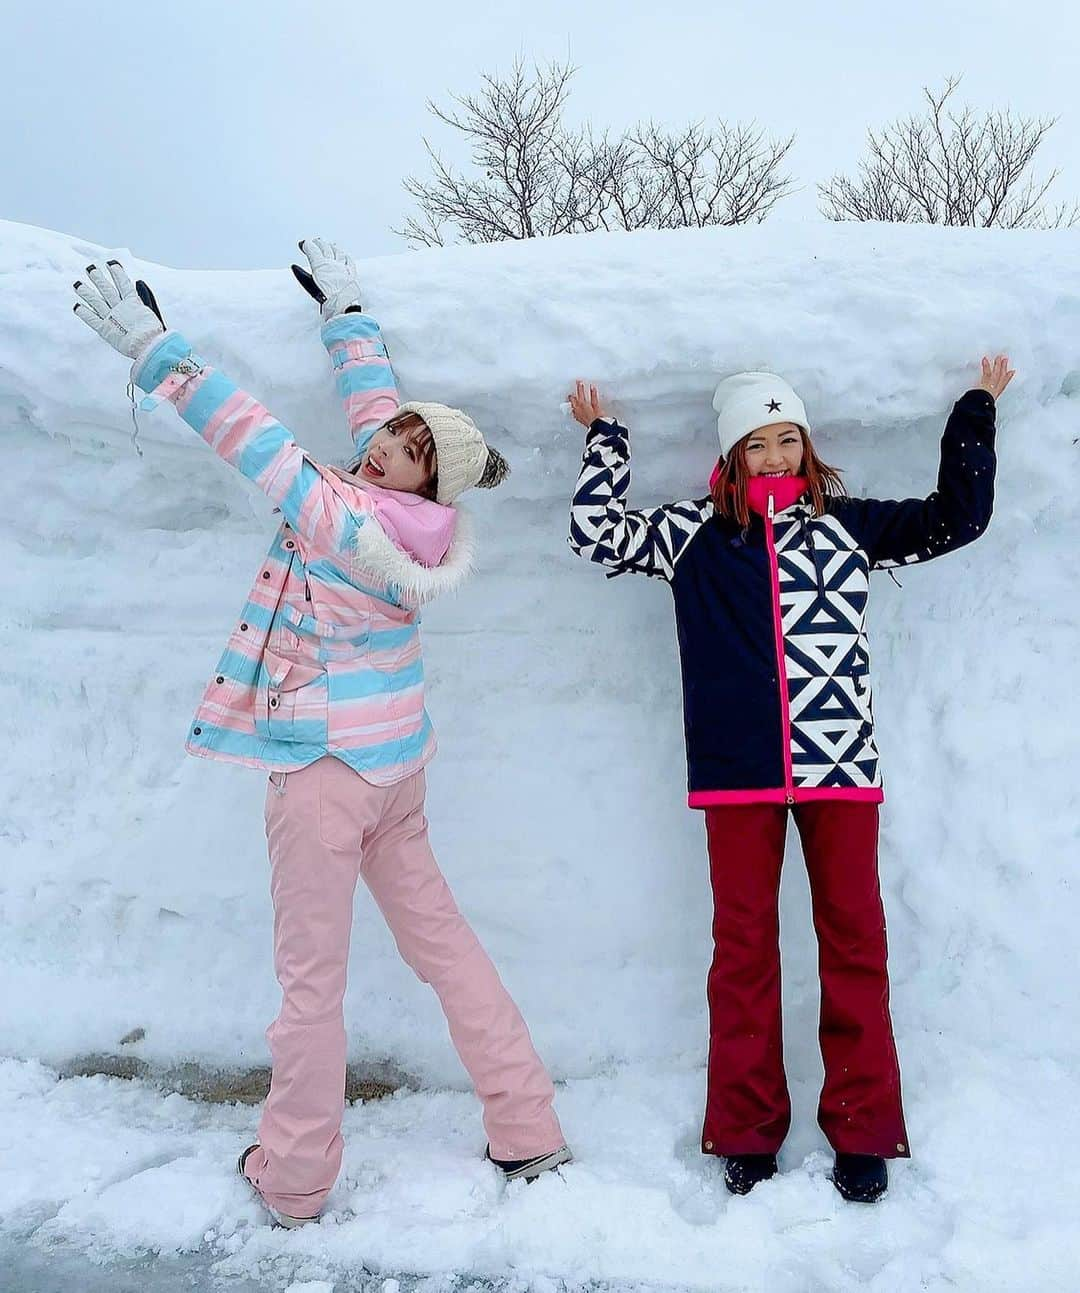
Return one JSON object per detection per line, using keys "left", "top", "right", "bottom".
{"left": 567, "top": 381, "right": 707, "bottom": 580}
{"left": 73, "top": 260, "right": 375, "bottom": 564}
{"left": 291, "top": 238, "right": 400, "bottom": 453}
{"left": 833, "top": 356, "right": 1012, "bottom": 570}
{"left": 321, "top": 313, "right": 399, "bottom": 453}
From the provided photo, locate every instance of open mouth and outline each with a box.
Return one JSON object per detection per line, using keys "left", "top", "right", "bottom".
{"left": 761, "top": 470, "right": 791, "bottom": 477}
{"left": 363, "top": 458, "right": 386, "bottom": 480}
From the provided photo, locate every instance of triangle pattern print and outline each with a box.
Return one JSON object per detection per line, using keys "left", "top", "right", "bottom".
{"left": 773, "top": 510, "right": 881, "bottom": 789}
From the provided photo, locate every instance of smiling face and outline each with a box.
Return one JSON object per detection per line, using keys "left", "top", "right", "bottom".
{"left": 357, "top": 413, "right": 438, "bottom": 496}
{"left": 740, "top": 421, "right": 806, "bottom": 478}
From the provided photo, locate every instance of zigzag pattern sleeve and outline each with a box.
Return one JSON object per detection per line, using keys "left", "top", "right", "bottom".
{"left": 568, "top": 418, "right": 708, "bottom": 580}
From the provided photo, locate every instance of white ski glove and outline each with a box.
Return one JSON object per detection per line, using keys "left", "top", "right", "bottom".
{"left": 72, "top": 261, "right": 166, "bottom": 360}
{"left": 291, "top": 237, "right": 363, "bottom": 319}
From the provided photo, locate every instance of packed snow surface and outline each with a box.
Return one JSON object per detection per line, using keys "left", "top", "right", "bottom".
{"left": 1, "top": 216, "right": 1078, "bottom": 1288}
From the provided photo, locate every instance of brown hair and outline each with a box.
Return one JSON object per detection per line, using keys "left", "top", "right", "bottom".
{"left": 355, "top": 412, "right": 439, "bottom": 500}
{"left": 710, "top": 428, "right": 846, "bottom": 528}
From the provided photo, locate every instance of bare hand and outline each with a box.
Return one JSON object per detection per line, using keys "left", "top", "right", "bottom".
{"left": 977, "top": 354, "right": 1015, "bottom": 400}
{"left": 568, "top": 380, "right": 608, "bottom": 428}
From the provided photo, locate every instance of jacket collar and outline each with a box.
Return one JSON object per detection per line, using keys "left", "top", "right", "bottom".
{"left": 746, "top": 475, "right": 809, "bottom": 519}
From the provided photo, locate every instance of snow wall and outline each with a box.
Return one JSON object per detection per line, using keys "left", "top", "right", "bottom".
{"left": 1, "top": 218, "right": 1078, "bottom": 1141}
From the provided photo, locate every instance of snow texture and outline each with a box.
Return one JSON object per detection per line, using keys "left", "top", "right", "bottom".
{"left": 1, "top": 216, "right": 1078, "bottom": 1289}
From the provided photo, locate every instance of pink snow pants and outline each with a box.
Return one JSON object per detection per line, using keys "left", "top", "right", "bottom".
{"left": 242, "top": 756, "right": 565, "bottom": 1218}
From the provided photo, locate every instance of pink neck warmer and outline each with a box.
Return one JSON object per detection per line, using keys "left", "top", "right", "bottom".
{"left": 746, "top": 475, "right": 809, "bottom": 516}
{"left": 707, "top": 461, "right": 810, "bottom": 517}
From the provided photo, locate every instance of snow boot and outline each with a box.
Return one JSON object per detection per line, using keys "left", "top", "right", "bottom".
{"left": 832, "top": 1152, "right": 888, "bottom": 1203}
{"left": 237, "top": 1143, "right": 320, "bottom": 1228}
{"left": 724, "top": 1152, "right": 778, "bottom": 1196}
{"left": 485, "top": 1143, "right": 573, "bottom": 1182}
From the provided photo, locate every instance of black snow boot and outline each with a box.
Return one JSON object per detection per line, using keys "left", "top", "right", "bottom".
{"left": 485, "top": 1144, "right": 573, "bottom": 1182}
{"left": 832, "top": 1152, "right": 888, "bottom": 1203}
{"left": 723, "top": 1152, "right": 778, "bottom": 1196}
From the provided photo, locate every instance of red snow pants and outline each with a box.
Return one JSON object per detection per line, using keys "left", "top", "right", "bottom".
{"left": 702, "top": 800, "right": 910, "bottom": 1159}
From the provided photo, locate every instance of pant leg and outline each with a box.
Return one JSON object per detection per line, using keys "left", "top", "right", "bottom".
{"left": 244, "top": 758, "right": 382, "bottom": 1218}
{"left": 702, "top": 803, "right": 791, "bottom": 1155}
{"left": 351, "top": 767, "right": 565, "bottom": 1161}
{"left": 793, "top": 800, "right": 910, "bottom": 1158}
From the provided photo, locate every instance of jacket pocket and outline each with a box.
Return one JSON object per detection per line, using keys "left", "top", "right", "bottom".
{"left": 255, "top": 648, "right": 328, "bottom": 744}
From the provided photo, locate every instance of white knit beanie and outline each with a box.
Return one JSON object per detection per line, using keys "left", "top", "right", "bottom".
{"left": 711, "top": 372, "right": 810, "bottom": 458}
{"left": 391, "top": 401, "right": 510, "bottom": 505}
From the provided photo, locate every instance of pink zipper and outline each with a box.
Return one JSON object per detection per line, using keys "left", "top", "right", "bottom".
{"left": 764, "top": 492, "right": 796, "bottom": 805}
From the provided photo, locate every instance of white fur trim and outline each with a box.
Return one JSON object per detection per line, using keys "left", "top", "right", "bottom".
{"left": 351, "top": 508, "right": 476, "bottom": 607}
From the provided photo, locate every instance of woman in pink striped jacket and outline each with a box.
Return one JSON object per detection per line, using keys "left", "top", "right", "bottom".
{"left": 73, "top": 240, "right": 571, "bottom": 1227}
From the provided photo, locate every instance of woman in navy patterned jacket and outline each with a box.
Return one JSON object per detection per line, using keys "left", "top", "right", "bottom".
{"left": 567, "top": 357, "right": 1013, "bottom": 1203}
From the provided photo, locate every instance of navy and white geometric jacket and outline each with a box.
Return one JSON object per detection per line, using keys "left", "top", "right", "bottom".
{"left": 568, "top": 390, "right": 997, "bottom": 808}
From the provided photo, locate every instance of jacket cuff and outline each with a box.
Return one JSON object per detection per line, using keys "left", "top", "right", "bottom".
{"left": 953, "top": 388, "right": 997, "bottom": 445}
{"left": 131, "top": 330, "right": 200, "bottom": 395}
{"left": 586, "top": 416, "right": 626, "bottom": 443}
{"left": 321, "top": 312, "right": 383, "bottom": 346}
{"left": 957, "top": 388, "right": 995, "bottom": 409}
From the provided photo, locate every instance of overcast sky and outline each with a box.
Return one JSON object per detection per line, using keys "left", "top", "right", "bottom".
{"left": 3, "top": 0, "right": 1077, "bottom": 268}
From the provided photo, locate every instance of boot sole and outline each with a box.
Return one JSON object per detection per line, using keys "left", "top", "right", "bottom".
{"left": 496, "top": 1145, "right": 574, "bottom": 1181}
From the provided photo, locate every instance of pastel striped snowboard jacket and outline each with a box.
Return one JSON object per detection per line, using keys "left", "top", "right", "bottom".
{"left": 568, "top": 391, "right": 997, "bottom": 807}
{"left": 132, "top": 313, "right": 474, "bottom": 784}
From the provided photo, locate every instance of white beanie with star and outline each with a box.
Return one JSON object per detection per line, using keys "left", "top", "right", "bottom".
{"left": 711, "top": 372, "right": 811, "bottom": 458}
{"left": 391, "top": 401, "right": 510, "bottom": 505}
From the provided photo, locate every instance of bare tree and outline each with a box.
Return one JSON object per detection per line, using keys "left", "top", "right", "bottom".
{"left": 585, "top": 131, "right": 670, "bottom": 232}
{"left": 398, "top": 60, "right": 590, "bottom": 246}
{"left": 398, "top": 59, "right": 795, "bottom": 245}
{"left": 820, "top": 78, "right": 1078, "bottom": 228}
{"left": 630, "top": 121, "right": 795, "bottom": 228}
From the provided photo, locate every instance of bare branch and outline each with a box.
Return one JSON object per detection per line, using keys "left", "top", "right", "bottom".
{"left": 400, "top": 58, "right": 796, "bottom": 243}
{"left": 820, "top": 78, "right": 1077, "bottom": 227}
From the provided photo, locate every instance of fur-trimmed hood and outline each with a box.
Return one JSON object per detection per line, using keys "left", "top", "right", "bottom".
{"left": 351, "top": 506, "right": 476, "bottom": 607}
{"left": 316, "top": 461, "right": 476, "bottom": 607}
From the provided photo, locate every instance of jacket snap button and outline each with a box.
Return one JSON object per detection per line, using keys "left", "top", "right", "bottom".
{"left": 193, "top": 726, "right": 202, "bottom": 735}
{"left": 270, "top": 698, "right": 278, "bottom": 709}
{"left": 263, "top": 571, "right": 271, "bottom": 579}
{"left": 897, "top": 1142, "right": 906, "bottom": 1153}
{"left": 215, "top": 675, "right": 224, "bottom": 684}
{"left": 704, "top": 1141, "right": 714, "bottom": 1151}
{"left": 285, "top": 541, "right": 294, "bottom": 550}
{"left": 240, "top": 623, "right": 248, "bottom": 631}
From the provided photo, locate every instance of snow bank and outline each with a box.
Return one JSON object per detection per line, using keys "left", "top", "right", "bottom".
{"left": 1, "top": 215, "right": 1078, "bottom": 1283}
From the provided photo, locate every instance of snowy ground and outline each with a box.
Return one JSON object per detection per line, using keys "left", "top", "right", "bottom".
{"left": 2, "top": 217, "right": 1079, "bottom": 1288}
{"left": 6, "top": 1048, "right": 1078, "bottom": 1292}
